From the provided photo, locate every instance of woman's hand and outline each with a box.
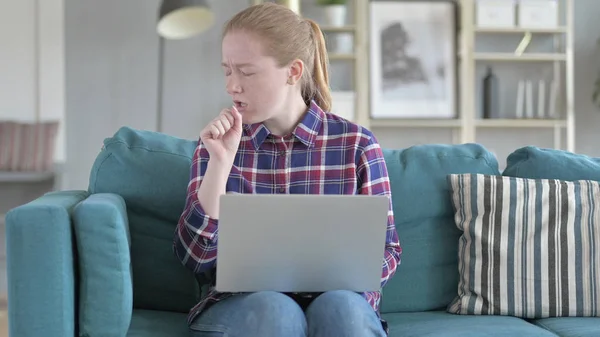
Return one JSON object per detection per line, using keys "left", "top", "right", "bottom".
{"left": 200, "top": 106, "right": 243, "bottom": 164}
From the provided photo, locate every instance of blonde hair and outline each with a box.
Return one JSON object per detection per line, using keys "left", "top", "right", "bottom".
{"left": 223, "top": 3, "right": 332, "bottom": 112}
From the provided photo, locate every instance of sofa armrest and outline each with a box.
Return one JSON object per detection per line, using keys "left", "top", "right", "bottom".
{"left": 72, "top": 193, "right": 133, "bottom": 337}
{"left": 5, "top": 190, "right": 89, "bottom": 337}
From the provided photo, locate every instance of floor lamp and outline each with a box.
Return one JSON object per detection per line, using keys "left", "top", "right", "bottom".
{"left": 155, "top": 0, "right": 215, "bottom": 132}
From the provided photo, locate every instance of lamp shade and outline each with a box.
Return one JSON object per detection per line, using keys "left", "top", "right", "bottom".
{"left": 157, "top": 0, "right": 214, "bottom": 39}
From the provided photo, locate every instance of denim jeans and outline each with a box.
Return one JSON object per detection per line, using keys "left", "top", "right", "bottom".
{"left": 189, "top": 290, "right": 387, "bottom": 337}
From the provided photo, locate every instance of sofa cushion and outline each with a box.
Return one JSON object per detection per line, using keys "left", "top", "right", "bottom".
{"left": 380, "top": 144, "right": 500, "bottom": 313}
{"left": 127, "top": 310, "right": 189, "bottom": 337}
{"left": 447, "top": 173, "right": 600, "bottom": 318}
{"left": 503, "top": 146, "right": 600, "bottom": 181}
{"left": 382, "top": 311, "right": 557, "bottom": 336}
{"left": 89, "top": 126, "right": 200, "bottom": 313}
{"left": 72, "top": 193, "right": 133, "bottom": 337}
{"left": 532, "top": 317, "right": 600, "bottom": 337}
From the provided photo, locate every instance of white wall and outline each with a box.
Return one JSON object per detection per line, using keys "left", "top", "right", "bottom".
{"left": 0, "top": 0, "right": 65, "bottom": 163}
{"left": 64, "top": 0, "right": 243, "bottom": 190}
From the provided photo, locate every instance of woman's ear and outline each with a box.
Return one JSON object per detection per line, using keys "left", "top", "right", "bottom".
{"left": 287, "top": 59, "right": 304, "bottom": 85}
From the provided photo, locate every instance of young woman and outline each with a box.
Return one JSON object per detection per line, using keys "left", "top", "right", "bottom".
{"left": 174, "top": 3, "right": 401, "bottom": 337}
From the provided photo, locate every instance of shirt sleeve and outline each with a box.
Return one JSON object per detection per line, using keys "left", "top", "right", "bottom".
{"left": 173, "top": 139, "right": 220, "bottom": 274}
{"left": 356, "top": 136, "right": 402, "bottom": 289}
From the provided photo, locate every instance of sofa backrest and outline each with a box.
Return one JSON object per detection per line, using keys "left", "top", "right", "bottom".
{"left": 88, "top": 126, "right": 505, "bottom": 315}
{"left": 380, "top": 144, "right": 500, "bottom": 313}
{"left": 89, "top": 126, "right": 199, "bottom": 313}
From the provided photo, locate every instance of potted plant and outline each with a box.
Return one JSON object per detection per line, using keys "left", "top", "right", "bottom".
{"left": 316, "top": 0, "right": 347, "bottom": 27}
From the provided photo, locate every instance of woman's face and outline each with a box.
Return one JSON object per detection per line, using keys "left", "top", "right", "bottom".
{"left": 221, "top": 30, "right": 290, "bottom": 125}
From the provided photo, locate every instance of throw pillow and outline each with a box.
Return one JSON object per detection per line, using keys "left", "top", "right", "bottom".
{"left": 447, "top": 173, "right": 600, "bottom": 318}
{"left": 0, "top": 121, "right": 59, "bottom": 171}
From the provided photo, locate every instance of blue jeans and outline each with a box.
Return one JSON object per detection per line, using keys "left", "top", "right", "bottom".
{"left": 189, "top": 290, "right": 387, "bottom": 337}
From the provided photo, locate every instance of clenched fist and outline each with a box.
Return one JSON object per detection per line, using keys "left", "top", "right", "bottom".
{"left": 200, "top": 106, "right": 243, "bottom": 164}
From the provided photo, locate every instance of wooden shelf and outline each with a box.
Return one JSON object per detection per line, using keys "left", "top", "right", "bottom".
{"left": 476, "top": 119, "right": 567, "bottom": 128}
{"left": 474, "top": 27, "right": 567, "bottom": 34}
{"left": 320, "top": 25, "right": 356, "bottom": 33}
{"left": 0, "top": 171, "right": 55, "bottom": 183}
{"left": 254, "top": 0, "right": 576, "bottom": 152}
{"left": 473, "top": 53, "right": 566, "bottom": 61}
{"left": 328, "top": 53, "right": 356, "bottom": 61}
{"left": 370, "top": 118, "right": 462, "bottom": 128}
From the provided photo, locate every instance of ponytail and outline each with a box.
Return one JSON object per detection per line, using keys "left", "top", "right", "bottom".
{"left": 306, "top": 19, "right": 332, "bottom": 112}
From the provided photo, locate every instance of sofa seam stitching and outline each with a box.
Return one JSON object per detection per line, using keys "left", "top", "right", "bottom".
{"left": 103, "top": 140, "right": 193, "bottom": 160}
{"left": 92, "top": 152, "right": 113, "bottom": 192}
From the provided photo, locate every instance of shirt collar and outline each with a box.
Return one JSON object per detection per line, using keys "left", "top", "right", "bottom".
{"left": 243, "top": 100, "right": 324, "bottom": 149}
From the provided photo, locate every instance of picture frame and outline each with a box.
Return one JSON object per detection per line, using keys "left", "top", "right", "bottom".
{"left": 369, "top": 1, "right": 458, "bottom": 119}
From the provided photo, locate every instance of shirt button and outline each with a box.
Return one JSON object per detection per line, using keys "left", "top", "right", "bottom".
{"left": 279, "top": 151, "right": 286, "bottom": 156}
{"left": 279, "top": 187, "right": 285, "bottom": 193}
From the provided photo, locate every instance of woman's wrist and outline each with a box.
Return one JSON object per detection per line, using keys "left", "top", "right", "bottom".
{"left": 206, "top": 157, "right": 234, "bottom": 176}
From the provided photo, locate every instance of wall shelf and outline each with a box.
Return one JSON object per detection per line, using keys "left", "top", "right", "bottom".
{"left": 460, "top": 0, "right": 575, "bottom": 151}
{"left": 253, "top": 0, "right": 575, "bottom": 153}
{"left": 473, "top": 53, "right": 567, "bottom": 61}
{"left": 0, "top": 171, "right": 55, "bottom": 183}
{"left": 328, "top": 53, "right": 356, "bottom": 61}
{"left": 370, "top": 119, "right": 462, "bottom": 128}
{"left": 320, "top": 25, "right": 356, "bottom": 33}
{"left": 476, "top": 119, "right": 567, "bottom": 128}
{"left": 474, "top": 27, "right": 567, "bottom": 34}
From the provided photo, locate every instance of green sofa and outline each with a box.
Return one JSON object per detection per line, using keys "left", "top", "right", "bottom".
{"left": 6, "top": 126, "right": 600, "bottom": 336}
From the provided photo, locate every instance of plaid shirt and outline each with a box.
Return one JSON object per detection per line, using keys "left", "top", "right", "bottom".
{"left": 174, "top": 101, "right": 401, "bottom": 332}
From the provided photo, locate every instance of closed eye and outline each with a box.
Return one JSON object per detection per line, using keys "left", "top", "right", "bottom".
{"left": 221, "top": 64, "right": 253, "bottom": 77}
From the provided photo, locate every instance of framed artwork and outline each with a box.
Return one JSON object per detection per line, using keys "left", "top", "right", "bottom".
{"left": 369, "top": 1, "right": 457, "bottom": 119}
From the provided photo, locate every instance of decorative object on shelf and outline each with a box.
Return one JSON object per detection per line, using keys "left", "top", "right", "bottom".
{"left": 518, "top": 0, "right": 558, "bottom": 29}
{"left": 515, "top": 78, "right": 558, "bottom": 119}
{"left": 332, "top": 33, "right": 353, "bottom": 54}
{"left": 482, "top": 66, "right": 499, "bottom": 119}
{"left": 515, "top": 79, "right": 525, "bottom": 119}
{"left": 525, "top": 80, "right": 534, "bottom": 118}
{"left": 316, "top": 0, "right": 351, "bottom": 54}
{"left": 513, "top": 31, "right": 532, "bottom": 56}
{"left": 548, "top": 79, "right": 559, "bottom": 118}
{"left": 369, "top": 1, "right": 457, "bottom": 119}
{"left": 537, "top": 79, "right": 546, "bottom": 118}
{"left": 317, "top": 0, "right": 347, "bottom": 27}
{"left": 514, "top": 79, "right": 535, "bottom": 119}
{"left": 476, "top": 0, "right": 516, "bottom": 28}
{"left": 317, "top": 0, "right": 352, "bottom": 53}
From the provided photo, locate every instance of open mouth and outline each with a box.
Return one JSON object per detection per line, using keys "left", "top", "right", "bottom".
{"left": 233, "top": 100, "right": 248, "bottom": 110}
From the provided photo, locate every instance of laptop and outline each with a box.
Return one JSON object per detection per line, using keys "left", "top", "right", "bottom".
{"left": 215, "top": 193, "right": 390, "bottom": 293}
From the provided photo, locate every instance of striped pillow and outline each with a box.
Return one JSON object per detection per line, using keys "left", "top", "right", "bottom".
{"left": 447, "top": 173, "right": 600, "bottom": 318}
{"left": 0, "top": 121, "right": 59, "bottom": 172}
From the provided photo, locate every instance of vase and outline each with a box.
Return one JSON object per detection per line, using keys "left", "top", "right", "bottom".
{"left": 482, "top": 66, "right": 499, "bottom": 119}
{"left": 323, "top": 5, "right": 347, "bottom": 27}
